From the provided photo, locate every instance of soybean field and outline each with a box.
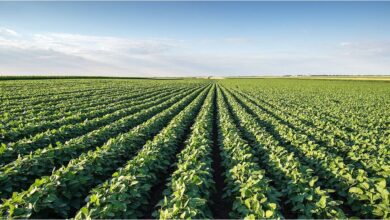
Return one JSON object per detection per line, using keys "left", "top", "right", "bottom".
{"left": 0, "top": 78, "right": 389, "bottom": 219}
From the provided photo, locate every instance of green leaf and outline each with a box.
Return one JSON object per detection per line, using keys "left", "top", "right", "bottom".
{"left": 81, "top": 207, "right": 89, "bottom": 215}
{"left": 377, "top": 179, "right": 386, "bottom": 189}
{"left": 309, "top": 176, "right": 319, "bottom": 187}
{"left": 316, "top": 195, "right": 327, "bottom": 209}
{"left": 244, "top": 214, "right": 256, "bottom": 220}
{"left": 349, "top": 187, "right": 364, "bottom": 195}
{"left": 265, "top": 210, "right": 274, "bottom": 218}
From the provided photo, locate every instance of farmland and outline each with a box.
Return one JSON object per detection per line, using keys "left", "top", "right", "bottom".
{"left": 0, "top": 78, "right": 389, "bottom": 219}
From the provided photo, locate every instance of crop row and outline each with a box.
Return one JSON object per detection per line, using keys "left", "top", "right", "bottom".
{"left": 155, "top": 85, "right": 216, "bottom": 219}
{"left": 232, "top": 90, "right": 389, "bottom": 180}
{"left": 75, "top": 85, "right": 212, "bottom": 219}
{"left": 0, "top": 87, "right": 196, "bottom": 167}
{"left": 0, "top": 78, "right": 388, "bottom": 219}
{"left": 215, "top": 86, "right": 283, "bottom": 219}
{"left": 0, "top": 85, "right": 210, "bottom": 218}
{"left": 221, "top": 86, "right": 389, "bottom": 218}
{"left": 1, "top": 85, "right": 148, "bottom": 123}
{"left": 221, "top": 87, "right": 345, "bottom": 218}
{"left": 1, "top": 86, "right": 183, "bottom": 143}
{"left": 0, "top": 86, "right": 202, "bottom": 199}
{"left": 1, "top": 86, "right": 122, "bottom": 114}
{"left": 239, "top": 89, "right": 389, "bottom": 153}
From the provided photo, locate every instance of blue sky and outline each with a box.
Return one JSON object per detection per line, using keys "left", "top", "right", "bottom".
{"left": 0, "top": 2, "right": 389, "bottom": 76}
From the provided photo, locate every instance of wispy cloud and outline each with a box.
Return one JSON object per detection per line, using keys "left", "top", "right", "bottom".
{"left": 0, "top": 27, "right": 20, "bottom": 38}
{"left": 0, "top": 28, "right": 185, "bottom": 76}
{"left": 0, "top": 30, "right": 181, "bottom": 61}
{"left": 1, "top": 27, "right": 389, "bottom": 76}
{"left": 338, "top": 41, "right": 390, "bottom": 57}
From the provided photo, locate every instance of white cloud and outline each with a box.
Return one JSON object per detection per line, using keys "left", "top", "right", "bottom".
{"left": 0, "top": 28, "right": 185, "bottom": 76}
{"left": 0, "top": 27, "right": 389, "bottom": 76}
{"left": 338, "top": 41, "right": 390, "bottom": 57}
{"left": 0, "top": 31, "right": 180, "bottom": 60}
{"left": 0, "top": 27, "right": 20, "bottom": 38}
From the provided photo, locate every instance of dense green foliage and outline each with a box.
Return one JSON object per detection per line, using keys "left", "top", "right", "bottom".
{"left": 0, "top": 78, "right": 389, "bottom": 219}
